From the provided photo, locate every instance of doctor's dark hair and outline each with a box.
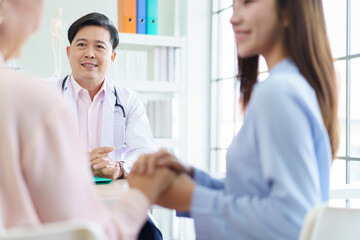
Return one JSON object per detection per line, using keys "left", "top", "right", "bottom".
{"left": 67, "top": 12, "right": 119, "bottom": 50}
{"left": 237, "top": 0, "right": 339, "bottom": 157}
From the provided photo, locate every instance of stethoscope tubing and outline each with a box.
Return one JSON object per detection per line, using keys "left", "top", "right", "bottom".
{"left": 61, "top": 75, "right": 126, "bottom": 119}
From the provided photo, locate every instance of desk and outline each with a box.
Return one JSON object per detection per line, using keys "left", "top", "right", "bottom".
{"left": 95, "top": 179, "right": 129, "bottom": 204}
{"left": 96, "top": 182, "right": 360, "bottom": 201}
{"left": 95, "top": 179, "right": 161, "bottom": 223}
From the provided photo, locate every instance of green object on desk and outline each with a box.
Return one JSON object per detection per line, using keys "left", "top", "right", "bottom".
{"left": 94, "top": 176, "right": 113, "bottom": 185}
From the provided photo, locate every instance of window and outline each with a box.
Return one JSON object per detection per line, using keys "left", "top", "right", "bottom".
{"left": 210, "top": 0, "right": 360, "bottom": 202}
{"left": 210, "top": 2, "right": 268, "bottom": 174}
{"left": 324, "top": 0, "right": 360, "bottom": 203}
{"left": 210, "top": 2, "right": 237, "bottom": 174}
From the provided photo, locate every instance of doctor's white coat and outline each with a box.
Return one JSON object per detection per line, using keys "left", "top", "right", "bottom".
{"left": 58, "top": 75, "right": 156, "bottom": 172}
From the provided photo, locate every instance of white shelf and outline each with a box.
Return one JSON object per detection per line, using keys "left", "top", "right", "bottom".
{"left": 119, "top": 80, "right": 180, "bottom": 93}
{"left": 117, "top": 33, "right": 185, "bottom": 50}
{"left": 113, "top": 32, "right": 188, "bottom": 178}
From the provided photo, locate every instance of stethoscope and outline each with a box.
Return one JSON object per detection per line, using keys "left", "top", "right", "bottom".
{"left": 61, "top": 75, "right": 127, "bottom": 146}
{"left": 61, "top": 75, "right": 126, "bottom": 119}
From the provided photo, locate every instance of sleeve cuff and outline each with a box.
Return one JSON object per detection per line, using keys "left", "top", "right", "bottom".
{"left": 190, "top": 185, "right": 221, "bottom": 239}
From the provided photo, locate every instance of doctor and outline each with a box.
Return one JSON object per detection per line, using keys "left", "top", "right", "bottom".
{"left": 60, "top": 12, "right": 156, "bottom": 180}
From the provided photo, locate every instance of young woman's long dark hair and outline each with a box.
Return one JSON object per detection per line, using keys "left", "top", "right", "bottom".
{"left": 237, "top": 0, "right": 339, "bottom": 157}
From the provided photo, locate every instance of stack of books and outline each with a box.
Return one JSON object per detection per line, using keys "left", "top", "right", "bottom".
{"left": 118, "top": 0, "right": 158, "bottom": 35}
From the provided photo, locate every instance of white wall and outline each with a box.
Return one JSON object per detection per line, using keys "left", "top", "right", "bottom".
{"left": 179, "top": 0, "right": 211, "bottom": 171}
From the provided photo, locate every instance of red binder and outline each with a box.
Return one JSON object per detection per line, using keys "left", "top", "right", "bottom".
{"left": 118, "top": 0, "right": 137, "bottom": 33}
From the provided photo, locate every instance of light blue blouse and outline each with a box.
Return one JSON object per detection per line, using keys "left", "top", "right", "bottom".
{"left": 189, "top": 59, "right": 332, "bottom": 240}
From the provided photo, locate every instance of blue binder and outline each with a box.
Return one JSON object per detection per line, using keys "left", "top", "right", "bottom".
{"left": 137, "top": 0, "right": 147, "bottom": 34}
{"left": 146, "top": 0, "right": 158, "bottom": 35}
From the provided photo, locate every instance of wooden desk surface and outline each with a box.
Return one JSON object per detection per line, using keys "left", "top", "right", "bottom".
{"left": 95, "top": 179, "right": 129, "bottom": 204}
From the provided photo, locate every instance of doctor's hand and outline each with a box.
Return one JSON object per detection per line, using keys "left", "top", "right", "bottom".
{"left": 131, "top": 149, "right": 194, "bottom": 178}
{"left": 89, "top": 147, "right": 122, "bottom": 180}
{"left": 128, "top": 167, "right": 177, "bottom": 204}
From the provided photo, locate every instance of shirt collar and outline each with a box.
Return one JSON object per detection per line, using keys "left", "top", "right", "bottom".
{"left": 69, "top": 75, "right": 84, "bottom": 101}
{"left": 269, "top": 58, "right": 295, "bottom": 75}
{"left": 97, "top": 79, "right": 107, "bottom": 100}
{"left": 70, "top": 75, "right": 108, "bottom": 101}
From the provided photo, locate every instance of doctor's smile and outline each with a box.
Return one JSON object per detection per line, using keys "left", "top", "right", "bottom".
{"left": 81, "top": 62, "right": 98, "bottom": 69}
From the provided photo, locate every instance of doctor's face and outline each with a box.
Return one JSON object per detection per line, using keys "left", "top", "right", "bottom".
{"left": 66, "top": 25, "right": 116, "bottom": 86}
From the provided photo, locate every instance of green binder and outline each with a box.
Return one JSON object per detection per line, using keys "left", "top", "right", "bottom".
{"left": 146, "top": 0, "right": 158, "bottom": 35}
{"left": 94, "top": 176, "right": 113, "bottom": 185}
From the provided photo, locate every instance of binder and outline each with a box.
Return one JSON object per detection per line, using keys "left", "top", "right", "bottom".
{"left": 94, "top": 176, "right": 112, "bottom": 185}
{"left": 146, "top": 0, "right": 158, "bottom": 35}
{"left": 137, "top": 0, "right": 147, "bottom": 34}
{"left": 118, "top": 0, "right": 137, "bottom": 33}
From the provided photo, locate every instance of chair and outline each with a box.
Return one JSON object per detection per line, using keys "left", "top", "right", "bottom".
{"left": 299, "top": 206, "right": 360, "bottom": 240}
{"left": 0, "top": 220, "right": 106, "bottom": 240}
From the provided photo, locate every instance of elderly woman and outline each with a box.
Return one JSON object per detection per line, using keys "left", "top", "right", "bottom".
{"left": 0, "top": 1, "right": 174, "bottom": 239}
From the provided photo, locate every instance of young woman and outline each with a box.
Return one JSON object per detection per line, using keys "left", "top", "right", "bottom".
{"left": 129, "top": 0, "right": 338, "bottom": 239}
{"left": 0, "top": 1, "right": 173, "bottom": 239}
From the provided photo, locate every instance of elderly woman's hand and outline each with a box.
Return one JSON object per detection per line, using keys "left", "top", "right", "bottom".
{"left": 127, "top": 167, "right": 177, "bottom": 204}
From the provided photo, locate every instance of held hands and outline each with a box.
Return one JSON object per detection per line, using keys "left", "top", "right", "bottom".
{"left": 131, "top": 149, "right": 194, "bottom": 178}
{"left": 128, "top": 168, "right": 177, "bottom": 204}
{"left": 129, "top": 149, "right": 195, "bottom": 211}
{"left": 89, "top": 147, "right": 123, "bottom": 180}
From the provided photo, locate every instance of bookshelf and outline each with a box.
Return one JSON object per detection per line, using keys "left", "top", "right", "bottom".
{"left": 110, "top": 32, "right": 187, "bottom": 161}
{"left": 116, "top": 32, "right": 184, "bottom": 49}
{"left": 108, "top": 33, "right": 189, "bottom": 240}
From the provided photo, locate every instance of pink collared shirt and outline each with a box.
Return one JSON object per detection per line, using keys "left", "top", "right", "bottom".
{"left": 70, "top": 77, "right": 105, "bottom": 151}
